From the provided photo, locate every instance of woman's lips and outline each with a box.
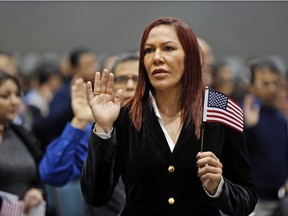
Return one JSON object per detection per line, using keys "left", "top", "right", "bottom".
{"left": 152, "top": 69, "right": 168, "bottom": 78}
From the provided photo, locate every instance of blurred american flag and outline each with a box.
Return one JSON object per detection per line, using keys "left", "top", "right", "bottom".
{"left": 202, "top": 88, "right": 243, "bottom": 133}
{"left": 0, "top": 191, "right": 23, "bottom": 216}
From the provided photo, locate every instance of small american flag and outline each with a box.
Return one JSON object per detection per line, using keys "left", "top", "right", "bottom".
{"left": 0, "top": 191, "right": 23, "bottom": 216}
{"left": 202, "top": 88, "right": 243, "bottom": 133}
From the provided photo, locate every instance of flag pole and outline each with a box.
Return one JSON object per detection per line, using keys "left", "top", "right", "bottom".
{"left": 201, "top": 86, "right": 209, "bottom": 152}
{"left": 200, "top": 125, "right": 204, "bottom": 152}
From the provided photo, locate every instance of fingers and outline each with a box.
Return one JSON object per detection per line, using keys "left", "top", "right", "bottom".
{"left": 100, "top": 69, "right": 109, "bottom": 94}
{"left": 106, "top": 73, "right": 115, "bottom": 95}
{"left": 197, "top": 151, "right": 220, "bottom": 165}
{"left": 86, "top": 81, "right": 94, "bottom": 102}
{"left": 23, "top": 198, "right": 41, "bottom": 213}
{"left": 93, "top": 69, "right": 114, "bottom": 95}
{"left": 23, "top": 188, "right": 43, "bottom": 213}
{"left": 196, "top": 151, "right": 223, "bottom": 178}
{"left": 93, "top": 71, "right": 101, "bottom": 94}
{"left": 114, "top": 89, "right": 123, "bottom": 104}
{"left": 196, "top": 152, "right": 223, "bottom": 194}
{"left": 197, "top": 163, "right": 222, "bottom": 178}
{"left": 243, "top": 94, "right": 260, "bottom": 112}
{"left": 72, "top": 78, "right": 85, "bottom": 99}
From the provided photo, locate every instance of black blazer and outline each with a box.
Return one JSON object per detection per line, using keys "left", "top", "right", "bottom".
{"left": 81, "top": 106, "right": 257, "bottom": 216}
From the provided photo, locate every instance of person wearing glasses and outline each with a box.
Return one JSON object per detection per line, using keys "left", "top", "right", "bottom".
{"left": 39, "top": 53, "right": 139, "bottom": 216}
{"left": 81, "top": 17, "right": 257, "bottom": 216}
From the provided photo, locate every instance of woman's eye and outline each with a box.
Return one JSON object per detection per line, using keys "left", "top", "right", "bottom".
{"left": 0, "top": 94, "right": 9, "bottom": 99}
{"left": 144, "top": 48, "right": 154, "bottom": 54}
{"left": 165, "top": 46, "right": 174, "bottom": 51}
{"left": 0, "top": 92, "right": 21, "bottom": 99}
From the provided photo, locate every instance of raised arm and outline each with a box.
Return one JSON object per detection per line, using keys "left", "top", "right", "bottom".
{"left": 39, "top": 78, "right": 93, "bottom": 186}
{"left": 86, "top": 69, "right": 122, "bottom": 134}
{"left": 81, "top": 69, "right": 123, "bottom": 206}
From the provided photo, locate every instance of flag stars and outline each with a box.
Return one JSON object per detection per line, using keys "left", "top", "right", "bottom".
{"left": 208, "top": 92, "right": 228, "bottom": 110}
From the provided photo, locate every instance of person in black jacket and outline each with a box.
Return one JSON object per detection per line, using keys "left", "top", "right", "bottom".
{"left": 0, "top": 70, "right": 45, "bottom": 215}
{"left": 81, "top": 17, "right": 257, "bottom": 216}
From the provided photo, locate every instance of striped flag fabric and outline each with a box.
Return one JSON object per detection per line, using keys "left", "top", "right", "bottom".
{"left": 0, "top": 191, "right": 23, "bottom": 216}
{"left": 202, "top": 88, "right": 244, "bottom": 133}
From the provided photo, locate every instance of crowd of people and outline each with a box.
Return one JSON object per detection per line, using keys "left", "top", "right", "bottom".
{"left": 0, "top": 16, "right": 287, "bottom": 216}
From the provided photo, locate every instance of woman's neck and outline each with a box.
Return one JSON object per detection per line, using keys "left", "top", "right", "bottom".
{"left": 154, "top": 90, "right": 181, "bottom": 117}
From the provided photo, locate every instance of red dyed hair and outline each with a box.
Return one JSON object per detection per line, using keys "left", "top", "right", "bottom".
{"left": 125, "top": 17, "right": 205, "bottom": 139}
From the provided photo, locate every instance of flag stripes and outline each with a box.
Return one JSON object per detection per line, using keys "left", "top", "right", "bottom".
{"left": 203, "top": 88, "right": 243, "bottom": 133}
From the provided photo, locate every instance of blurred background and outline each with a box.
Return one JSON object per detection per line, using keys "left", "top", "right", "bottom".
{"left": 1, "top": 2, "right": 288, "bottom": 216}
{"left": 0, "top": 1, "right": 288, "bottom": 59}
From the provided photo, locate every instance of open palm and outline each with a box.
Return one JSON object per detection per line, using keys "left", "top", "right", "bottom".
{"left": 243, "top": 94, "right": 260, "bottom": 127}
{"left": 71, "top": 78, "right": 94, "bottom": 123}
{"left": 86, "top": 69, "right": 122, "bottom": 129}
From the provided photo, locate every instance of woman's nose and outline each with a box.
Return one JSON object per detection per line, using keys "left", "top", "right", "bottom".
{"left": 153, "top": 49, "right": 164, "bottom": 65}
{"left": 9, "top": 93, "right": 21, "bottom": 104}
{"left": 126, "top": 78, "right": 136, "bottom": 89}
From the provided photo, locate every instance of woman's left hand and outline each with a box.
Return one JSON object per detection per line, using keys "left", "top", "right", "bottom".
{"left": 196, "top": 151, "right": 223, "bottom": 195}
{"left": 23, "top": 188, "right": 43, "bottom": 213}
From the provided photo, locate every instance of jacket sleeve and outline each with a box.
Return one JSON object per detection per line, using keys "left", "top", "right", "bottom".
{"left": 80, "top": 127, "right": 119, "bottom": 206}
{"left": 39, "top": 123, "right": 89, "bottom": 186}
{"left": 204, "top": 124, "right": 257, "bottom": 215}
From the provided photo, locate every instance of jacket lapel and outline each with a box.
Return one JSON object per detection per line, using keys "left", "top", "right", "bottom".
{"left": 173, "top": 121, "right": 200, "bottom": 158}
{"left": 142, "top": 107, "right": 174, "bottom": 158}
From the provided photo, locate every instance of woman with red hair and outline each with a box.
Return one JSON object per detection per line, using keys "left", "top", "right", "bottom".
{"left": 81, "top": 17, "right": 257, "bottom": 216}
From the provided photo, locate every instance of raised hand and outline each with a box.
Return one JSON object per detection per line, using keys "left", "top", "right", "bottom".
{"left": 71, "top": 78, "right": 94, "bottom": 129}
{"left": 196, "top": 151, "right": 223, "bottom": 195}
{"left": 86, "top": 69, "right": 122, "bottom": 133}
{"left": 243, "top": 94, "right": 260, "bottom": 128}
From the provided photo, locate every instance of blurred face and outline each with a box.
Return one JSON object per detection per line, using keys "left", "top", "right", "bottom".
{"left": 104, "top": 55, "right": 119, "bottom": 71}
{"left": 114, "top": 59, "right": 139, "bottom": 100}
{"left": 144, "top": 25, "right": 185, "bottom": 92}
{"left": 275, "top": 86, "right": 288, "bottom": 118}
{"left": 215, "top": 66, "right": 235, "bottom": 96}
{"left": 0, "top": 55, "right": 18, "bottom": 76}
{"left": 251, "top": 69, "right": 280, "bottom": 106}
{"left": 75, "top": 52, "right": 97, "bottom": 82}
{"left": 198, "top": 38, "right": 215, "bottom": 86}
{"left": 0, "top": 79, "right": 21, "bottom": 124}
{"left": 46, "top": 74, "right": 63, "bottom": 93}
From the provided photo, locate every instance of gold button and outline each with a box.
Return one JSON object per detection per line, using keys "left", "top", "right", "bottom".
{"left": 168, "top": 166, "right": 175, "bottom": 173}
{"left": 168, "top": 197, "right": 175, "bottom": 205}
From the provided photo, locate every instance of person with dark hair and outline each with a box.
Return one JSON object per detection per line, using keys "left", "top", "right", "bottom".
{"left": 81, "top": 17, "right": 257, "bottom": 216}
{"left": 275, "top": 71, "right": 288, "bottom": 119}
{"left": 98, "top": 52, "right": 119, "bottom": 72}
{"left": 0, "top": 70, "right": 45, "bottom": 215}
{"left": 39, "top": 53, "right": 140, "bottom": 216}
{"left": 243, "top": 59, "right": 288, "bottom": 215}
{"left": 23, "top": 60, "right": 64, "bottom": 129}
{"left": 32, "top": 47, "right": 97, "bottom": 149}
{"left": 211, "top": 60, "right": 236, "bottom": 97}
{"left": 110, "top": 53, "right": 139, "bottom": 101}
{"left": 197, "top": 37, "right": 215, "bottom": 87}
{"left": 0, "top": 50, "right": 18, "bottom": 76}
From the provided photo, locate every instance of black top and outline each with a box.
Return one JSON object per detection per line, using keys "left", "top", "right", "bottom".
{"left": 0, "top": 123, "right": 43, "bottom": 199}
{"left": 81, "top": 106, "right": 257, "bottom": 216}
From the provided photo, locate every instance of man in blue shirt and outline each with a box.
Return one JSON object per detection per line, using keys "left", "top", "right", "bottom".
{"left": 39, "top": 53, "right": 139, "bottom": 216}
{"left": 243, "top": 59, "right": 288, "bottom": 215}
{"left": 33, "top": 48, "right": 97, "bottom": 150}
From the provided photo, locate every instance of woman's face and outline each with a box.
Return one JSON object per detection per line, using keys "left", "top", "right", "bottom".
{"left": 0, "top": 79, "right": 21, "bottom": 124}
{"left": 144, "top": 24, "right": 185, "bottom": 92}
